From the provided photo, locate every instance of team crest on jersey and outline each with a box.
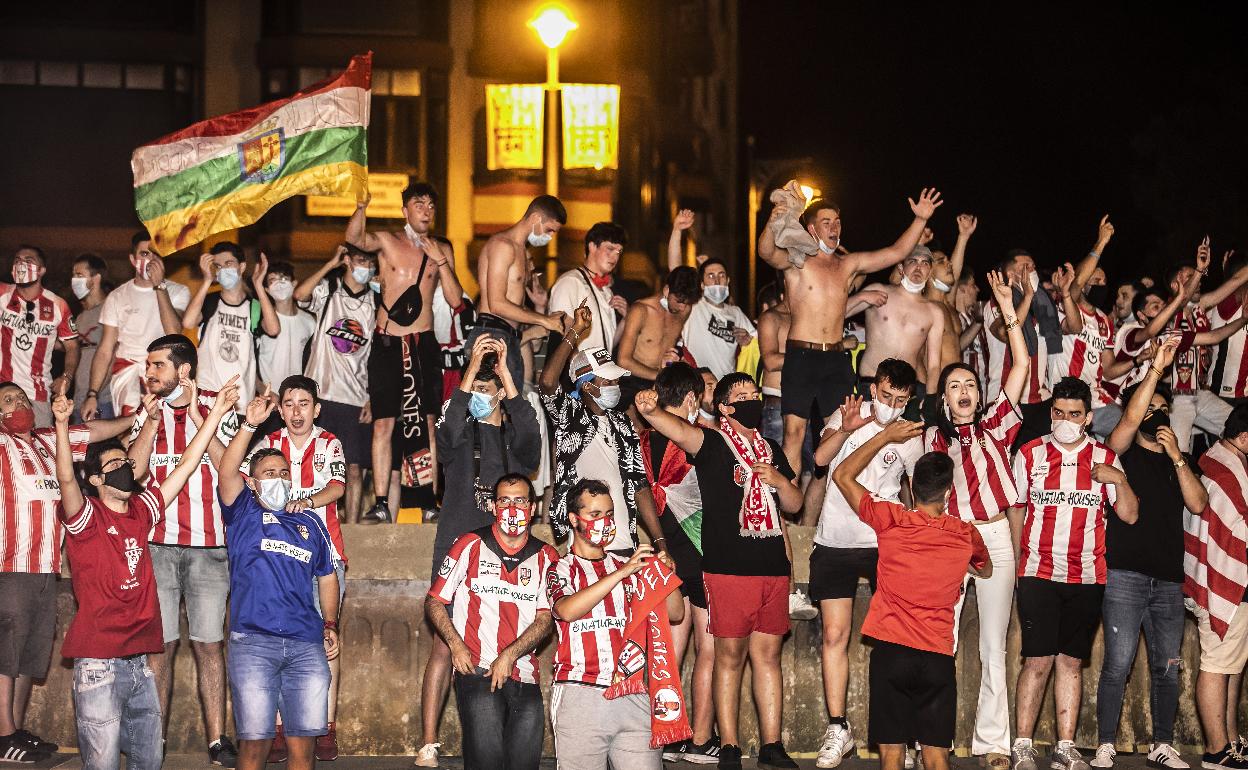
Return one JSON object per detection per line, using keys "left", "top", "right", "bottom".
{"left": 263, "top": 512, "right": 279, "bottom": 524}
{"left": 653, "top": 687, "right": 682, "bottom": 722}
{"left": 519, "top": 567, "right": 532, "bottom": 586}
{"left": 881, "top": 449, "right": 899, "bottom": 466}
{"left": 314, "top": 454, "right": 326, "bottom": 472}
{"left": 616, "top": 640, "right": 646, "bottom": 679}
{"left": 297, "top": 524, "right": 309, "bottom": 540}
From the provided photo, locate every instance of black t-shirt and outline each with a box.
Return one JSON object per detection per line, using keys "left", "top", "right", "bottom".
{"left": 1107, "top": 443, "right": 1187, "bottom": 584}
{"left": 690, "top": 426, "right": 794, "bottom": 577}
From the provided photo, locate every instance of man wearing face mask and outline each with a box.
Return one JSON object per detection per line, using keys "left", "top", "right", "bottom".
{"left": 183, "top": 243, "right": 280, "bottom": 410}
{"left": 425, "top": 474, "right": 557, "bottom": 770}
{"left": 295, "top": 243, "right": 379, "bottom": 524}
{"left": 257, "top": 261, "right": 316, "bottom": 391}
{"left": 472, "top": 195, "right": 571, "bottom": 387}
{"left": 82, "top": 232, "right": 189, "bottom": 421}
{"left": 215, "top": 389, "right": 341, "bottom": 770}
{"left": 681, "top": 258, "right": 756, "bottom": 380}
{"left": 53, "top": 381, "right": 237, "bottom": 770}
{"left": 809, "top": 359, "right": 923, "bottom": 767}
{"left": 1008, "top": 377, "right": 1139, "bottom": 770}
{"left": 1, "top": 245, "right": 80, "bottom": 428}
{"left": 859, "top": 245, "right": 946, "bottom": 399}
{"left": 539, "top": 305, "right": 664, "bottom": 557}
{"left": 126, "top": 336, "right": 242, "bottom": 766}
{"left": 415, "top": 336, "right": 541, "bottom": 767}
{"left": 923, "top": 216, "right": 978, "bottom": 378}
{"left": 0, "top": 381, "right": 132, "bottom": 763}
{"left": 70, "top": 254, "right": 114, "bottom": 421}
{"left": 615, "top": 266, "right": 703, "bottom": 418}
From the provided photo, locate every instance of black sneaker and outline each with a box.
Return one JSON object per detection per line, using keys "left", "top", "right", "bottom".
{"left": 12, "top": 730, "right": 57, "bottom": 754}
{"left": 0, "top": 735, "right": 49, "bottom": 764}
{"left": 359, "top": 500, "right": 392, "bottom": 525}
{"left": 663, "top": 738, "right": 690, "bottom": 762}
{"left": 1202, "top": 746, "right": 1248, "bottom": 770}
{"left": 757, "top": 741, "right": 798, "bottom": 769}
{"left": 718, "top": 743, "right": 743, "bottom": 770}
{"left": 209, "top": 735, "right": 238, "bottom": 768}
{"left": 685, "top": 735, "right": 722, "bottom": 764}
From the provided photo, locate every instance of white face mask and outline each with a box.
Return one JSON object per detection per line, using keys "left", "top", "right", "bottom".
{"left": 257, "top": 477, "right": 292, "bottom": 511}
{"left": 1051, "top": 419, "right": 1085, "bottom": 444}
{"left": 351, "top": 266, "right": 374, "bottom": 285}
{"left": 931, "top": 277, "right": 952, "bottom": 293}
{"left": 163, "top": 383, "right": 184, "bottom": 404}
{"left": 267, "top": 279, "right": 293, "bottom": 302}
{"left": 1028, "top": 271, "right": 1040, "bottom": 292}
{"left": 659, "top": 296, "right": 670, "bottom": 312}
{"left": 699, "top": 408, "right": 714, "bottom": 422}
{"left": 817, "top": 237, "right": 836, "bottom": 255}
{"left": 217, "top": 266, "right": 241, "bottom": 290}
{"left": 527, "top": 221, "right": 552, "bottom": 248}
{"left": 368, "top": 279, "right": 381, "bottom": 293}
{"left": 704, "top": 284, "right": 730, "bottom": 305}
{"left": 71, "top": 276, "right": 91, "bottom": 299}
{"left": 593, "top": 384, "right": 622, "bottom": 410}
{"left": 900, "top": 276, "right": 926, "bottom": 294}
{"left": 874, "top": 401, "right": 904, "bottom": 425}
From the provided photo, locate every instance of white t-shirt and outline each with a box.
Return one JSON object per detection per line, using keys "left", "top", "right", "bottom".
{"left": 573, "top": 416, "right": 633, "bottom": 552}
{"left": 817, "top": 404, "right": 922, "bottom": 548}
{"left": 683, "top": 298, "right": 756, "bottom": 379}
{"left": 549, "top": 269, "right": 618, "bottom": 354}
{"left": 258, "top": 308, "right": 316, "bottom": 389}
{"left": 301, "top": 275, "right": 377, "bottom": 407}
{"left": 196, "top": 295, "right": 258, "bottom": 405}
{"left": 98, "top": 280, "right": 191, "bottom": 363}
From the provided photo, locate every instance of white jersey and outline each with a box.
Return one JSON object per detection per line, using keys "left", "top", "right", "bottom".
{"left": 817, "top": 404, "right": 922, "bottom": 549}
{"left": 258, "top": 309, "right": 316, "bottom": 389}
{"left": 1050, "top": 304, "right": 1115, "bottom": 408}
{"left": 1012, "top": 435, "right": 1121, "bottom": 585}
{"left": 98, "top": 280, "right": 191, "bottom": 363}
{"left": 248, "top": 427, "right": 348, "bottom": 562}
{"left": 0, "top": 426, "right": 89, "bottom": 574}
{"left": 301, "top": 275, "right": 376, "bottom": 407}
{"left": 1210, "top": 294, "right": 1248, "bottom": 400}
{"left": 548, "top": 551, "right": 632, "bottom": 687}
{"left": 196, "top": 295, "right": 258, "bottom": 405}
{"left": 549, "top": 269, "right": 618, "bottom": 354}
{"left": 0, "top": 286, "right": 76, "bottom": 405}
{"left": 1105, "top": 319, "right": 1149, "bottom": 403}
{"left": 682, "top": 298, "right": 756, "bottom": 379}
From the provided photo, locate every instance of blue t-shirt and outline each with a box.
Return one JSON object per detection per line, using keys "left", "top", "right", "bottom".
{"left": 222, "top": 490, "right": 336, "bottom": 643}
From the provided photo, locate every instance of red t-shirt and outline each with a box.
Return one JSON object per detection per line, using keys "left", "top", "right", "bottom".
{"left": 856, "top": 493, "right": 989, "bottom": 656}
{"left": 60, "top": 485, "right": 165, "bottom": 659}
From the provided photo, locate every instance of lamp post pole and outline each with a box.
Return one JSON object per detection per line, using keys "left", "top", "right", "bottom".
{"left": 545, "top": 45, "right": 560, "bottom": 285}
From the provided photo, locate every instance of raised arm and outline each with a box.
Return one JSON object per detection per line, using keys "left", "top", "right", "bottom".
{"left": 553, "top": 546, "right": 653, "bottom": 621}
{"left": 1072, "top": 215, "right": 1114, "bottom": 293}
{"left": 634, "top": 388, "right": 704, "bottom": 455}
{"left": 181, "top": 252, "right": 216, "bottom": 330}
{"left": 159, "top": 377, "right": 239, "bottom": 503}
{"left": 295, "top": 246, "right": 347, "bottom": 303}
{"left": 1106, "top": 338, "right": 1176, "bottom": 455}
{"left": 1191, "top": 315, "right": 1248, "bottom": 347}
{"left": 52, "top": 396, "right": 84, "bottom": 519}
{"left": 147, "top": 259, "right": 184, "bottom": 334}
{"left": 668, "top": 209, "right": 694, "bottom": 271}
{"left": 1053, "top": 263, "right": 1085, "bottom": 335}
{"left": 757, "top": 200, "right": 789, "bottom": 269}
{"left": 848, "top": 189, "right": 943, "bottom": 276}
{"left": 251, "top": 254, "right": 281, "bottom": 337}
{"left": 345, "top": 197, "right": 382, "bottom": 253}
{"left": 538, "top": 303, "right": 590, "bottom": 395}
{"left": 218, "top": 383, "right": 274, "bottom": 506}
{"left": 833, "top": 419, "right": 923, "bottom": 512}
{"left": 948, "top": 214, "right": 977, "bottom": 284}
{"left": 989, "top": 275, "right": 1034, "bottom": 343}
{"left": 924, "top": 306, "right": 946, "bottom": 385}
{"left": 986, "top": 271, "right": 1031, "bottom": 406}
{"left": 815, "top": 395, "right": 874, "bottom": 467}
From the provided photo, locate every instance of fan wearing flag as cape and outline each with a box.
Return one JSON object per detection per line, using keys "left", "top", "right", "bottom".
{"left": 546, "top": 478, "right": 689, "bottom": 769}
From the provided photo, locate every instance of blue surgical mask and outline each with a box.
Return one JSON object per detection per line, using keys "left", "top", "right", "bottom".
{"left": 527, "top": 222, "right": 552, "bottom": 248}
{"left": 217, "top": 267, "right": 241, "bottom": 290}
{"left": 368, "top": 279, "right": 381, "bottom": 293}
{"left": 469, "top": 392, "right": 497, "bottom": 420}
{"left": 352, "top": 266, "right": 374, "bottom": 285}
{"left": 704, "top": 285, "right": 730, "bottom": 305}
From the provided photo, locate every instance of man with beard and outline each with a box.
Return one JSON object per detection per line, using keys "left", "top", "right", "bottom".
{"left": 347, "top": 182, "right": 464, "bottom": 524}
{"left": 614, "top": 266, "right": 703, "bottom": 417}
{"left": 126, "top": 334, "right": 242, "bottom": 766}
{"left": 757, "top": 189, "right": 942, "bottom": 476}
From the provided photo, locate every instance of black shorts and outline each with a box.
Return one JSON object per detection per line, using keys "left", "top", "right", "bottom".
{"left": 781, "top": 348, "right": 855, "bottom": 421}
{"left": 856, "top": 374, "right": 926, "bottom": 422}
{"left": 0, "top": 573, "right": 57, "bottom": 678}
{"left": 660, "top": 511, "right": 706, "bottom": 609}
{"left": 619, "top": 375, "right": 654, "bottom": 413}
{"left": 1016, "top": 576, "right": 1104, "bottom": 659}
{"left": 317, "top": 400, "right": 372, "bottom": 467}
{"left": 809, "top": 544, "right": 877, "bottom": 601}
{"left": 368, "top": 331, "right": 442, "bottom": 421}
{"left": 868, "top": 639, "right": 956, "bottom": 748}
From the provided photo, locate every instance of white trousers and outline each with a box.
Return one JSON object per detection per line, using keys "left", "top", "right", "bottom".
{"left": 1170, "top": 390, "right": 1233, "bottom": 454}
{"left": 952, "top": 517, "right": 1015, "bottom": 756}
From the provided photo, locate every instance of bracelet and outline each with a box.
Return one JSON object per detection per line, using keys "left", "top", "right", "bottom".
{"left": 240, "top": 420, "right": 259, "bottom": 432}
{"left": 85, "top": 389, "right": 98, "bottom": 398}
{"left": 653, "top": 537, "right": 667, "bottom": 545}
{"left": 1150, "top": 366, "right": 1165, "bottom": 379}
{"left": 323, "top": 620, "right": 338, "bottom": 631}
{"left": 1088, "top": 250, "right": 1100, "bottom": 260}
{"left": 1173, "top": 458, "right": 1187, "bottom": 470}
{"left": 1004, "top": 317, "right": 1019, "bottom": 331}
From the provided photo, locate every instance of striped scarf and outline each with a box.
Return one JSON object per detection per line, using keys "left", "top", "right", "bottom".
{"left": 1184, "top": 440, "right": 1248, "bottom": 639}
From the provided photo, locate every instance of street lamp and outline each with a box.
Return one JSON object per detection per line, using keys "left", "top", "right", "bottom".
{"left": 529, "top": 5, "right": 578, "bottom": 284}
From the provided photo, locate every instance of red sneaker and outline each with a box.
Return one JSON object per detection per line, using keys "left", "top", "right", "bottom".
{"left": 315, "top": 723, "right": 338, "bottom": 762}
{"left": 268, "top": 725, "right": 288, "bottom": 764}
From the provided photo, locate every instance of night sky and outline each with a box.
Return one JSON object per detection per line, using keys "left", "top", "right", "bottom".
{"left": 740, "top": 3, "right": 1248, "bottom": 287}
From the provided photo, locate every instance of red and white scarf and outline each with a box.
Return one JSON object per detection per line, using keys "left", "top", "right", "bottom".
{"left": 604, "top": 557, "right": 693, "bottom": 748}
{"left": 1185, "top": 440, "right": 1248, "bottom": 639}
{"left": 718, "top": 419, "right": 782, "bottom": 538}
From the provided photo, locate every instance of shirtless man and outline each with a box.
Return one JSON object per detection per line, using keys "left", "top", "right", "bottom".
{"left": 614, "top": 266, "right": 703, "bottom": 419}
{"left": 758, "top": 189, "right": 943, "bottom": 474}
{"left": 347, "top": 182, "right": 464, "bottom": 524}
{"left": 924, "top": 215, "right": 978, "bottom": 377}
{"left": 757, "top": 283, "right": 790, "bottom": 446}
{"left": 470, "top": 195, "right": 570, "bottom": 387}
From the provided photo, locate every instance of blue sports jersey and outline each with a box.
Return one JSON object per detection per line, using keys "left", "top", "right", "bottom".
{"left": 221, "top": 490, "right": 336, "bottom": 643}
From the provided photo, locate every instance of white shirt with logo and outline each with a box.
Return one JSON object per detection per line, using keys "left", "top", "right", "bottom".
{"left": 682, "top": 298, "right": 756, "bottom": 379}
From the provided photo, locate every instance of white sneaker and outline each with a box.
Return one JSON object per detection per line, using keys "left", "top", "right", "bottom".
{"left": 413, "top": 742, "right": 440, "bottom": 767}
{"left": 789, "top": 589, "right": 819, "bottom": 621}
{"left": 1051, "top": 740, "right": 1091, "bottom": 770}
{"left": 816, "top": 723, "right": 855, "bottom": 769}
{"left": 1091, "top": 743, "right": 1117, "bottom": 768}
{"left": 905, "top": 747, "right": 919, "bottom": 770}
{"left": 1013, "top": 738, "right": 1039, "bottom": 770}
{"left": 1148, "top": 743, "right": 1190, "bottom": 769}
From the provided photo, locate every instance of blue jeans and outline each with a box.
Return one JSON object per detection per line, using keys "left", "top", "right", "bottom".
{"left": 454, "top": 671, "right": 544, "bottom": 770}
{"left": 228, "top": 632, "right": 330, "bottom": 740}
{"left": 72, "top": 657, "right": 162, "bottom": 770}
{"left": 1096, "top": 569, "right": 1184, "bottom": 744}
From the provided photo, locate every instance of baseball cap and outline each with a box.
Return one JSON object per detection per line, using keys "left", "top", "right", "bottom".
{"left": 569, "top": 346, "right": 630, "bottom": 382}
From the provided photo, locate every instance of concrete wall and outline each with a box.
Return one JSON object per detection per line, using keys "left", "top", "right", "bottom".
{"left": 25, "top": 525, "right": 1245, "bottom": 756}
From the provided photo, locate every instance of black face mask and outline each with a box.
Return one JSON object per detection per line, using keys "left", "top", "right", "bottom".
{"left": 102, "top": 463, "right": 140, "bottom": 493}
{"left": 729, "top": 399, "right": 763, "bottom": 430}
{"left": 1084, "top": 284, "right": 1109, "bottom": 309}
{"left": 1140, "top": 410, "right": 1171, "bottom": 441}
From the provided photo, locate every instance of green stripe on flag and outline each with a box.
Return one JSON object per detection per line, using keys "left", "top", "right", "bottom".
{"left": 135, "top": 125, "right": 367, "bottom": 222}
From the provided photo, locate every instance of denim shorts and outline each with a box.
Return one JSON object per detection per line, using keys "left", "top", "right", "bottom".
{"left": 228, "top": 632, "right": 330, "bottom": 739}
{"left": 150, "top": 544, "right": 230, "bottom": 644}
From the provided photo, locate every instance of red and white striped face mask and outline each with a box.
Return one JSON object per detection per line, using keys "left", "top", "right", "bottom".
{"left": 495, "top": 505, "right": 529, "bottom": 537}
{"left": 577, "top": 515, "right": 616, "bottom": 547}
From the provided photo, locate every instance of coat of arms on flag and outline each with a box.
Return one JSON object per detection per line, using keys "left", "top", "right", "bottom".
{"left": 239, "top": 127, "right": 285, "bottom": 183}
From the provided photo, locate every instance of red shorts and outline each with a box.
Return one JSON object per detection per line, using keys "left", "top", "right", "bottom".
{"left": 703, "top": 572, "right": 790, "bottom": 638}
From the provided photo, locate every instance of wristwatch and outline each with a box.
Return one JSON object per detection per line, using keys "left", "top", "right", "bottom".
{"left": 154, "top": 281, "right": 169, "bottom": 292}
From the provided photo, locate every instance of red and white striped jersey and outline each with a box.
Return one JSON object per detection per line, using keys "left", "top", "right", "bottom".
{"left": 430, "top": 528, "right": 557, "bottom": 684}
{"left": 1104, "top": 319, "right": 1150, "bottom": 403}
{"left": 984, "top": 300, "right": 1049, "bottom": 404}
{"left": 1012, "top": 435, "right": 1122, "bottom": 584}
{"left": 1184, "top": 440, "right": 1248, "bottom": 639}
{"left": 248, "top": 427, "right": 348, "bottom": 562}
{"left": 548, "top": 551, "right": 633, "bottom": 687}
{"left": 924, "top": 393, "right": 1022, "bottom": 523}
{"left": 129, "top": 393, "right": 240, "bottom": 547}
{"left": 1210, "top": 294, "right": 1248, "bottom": 400}
{"left": 0, "top": 286, "right": 76, "bottom": 404}
{"left": 1168, "top": 305, "right": 1212, "bottom": 396}
{"left": 1050, "top": 304, "right": 1115, "bottom": 408}
{"left": 0, "top": 425, "right": 89, "bottom": 573}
